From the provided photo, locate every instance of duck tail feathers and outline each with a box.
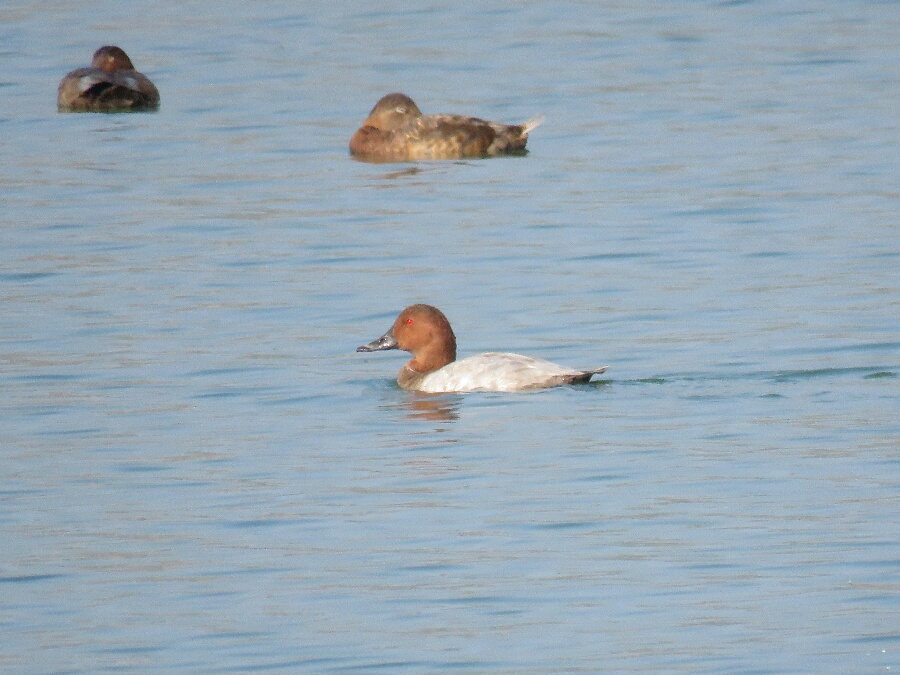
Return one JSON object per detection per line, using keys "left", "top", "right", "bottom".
{"left": 520, "top": 115, "right": 544, "bottom": 135}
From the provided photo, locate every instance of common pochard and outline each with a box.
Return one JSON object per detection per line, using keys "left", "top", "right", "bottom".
{"left": 357, "top": 304, "right": 607, "bottom": 393}
{"left": 349, "top": 93, "right": 543, "bottom": 162}
{"left": 58, "top": 46, "right": 159, "bottom": 112}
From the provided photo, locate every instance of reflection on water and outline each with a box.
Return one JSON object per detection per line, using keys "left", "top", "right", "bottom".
{"left": 375, "top": 165, "right": 428, "bottom": 179}
{"left": 381, "top": 391, "right": 463, "bottom": 423}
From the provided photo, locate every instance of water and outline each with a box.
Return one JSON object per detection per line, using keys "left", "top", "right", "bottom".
{"left": 1, "top": 1, "right": 898, "bottom": 672}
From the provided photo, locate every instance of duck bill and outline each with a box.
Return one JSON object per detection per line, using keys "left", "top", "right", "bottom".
{"left": 357, "top": 328, "right": 399, "bottom": 352}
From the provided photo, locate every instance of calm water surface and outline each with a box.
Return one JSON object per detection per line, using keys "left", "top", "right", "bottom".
{"left": 1, "top": 1, "right": 898, "bottom": 672}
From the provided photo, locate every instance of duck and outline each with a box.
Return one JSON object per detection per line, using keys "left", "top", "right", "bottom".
{"left": 349, "top": 93, "right": 543, "bottom": 162}
{"left": 58, "top": 46, "right": 159, "bottom": 112}
{"left": 357, "top": 304, "right": 607, "bottom": 393}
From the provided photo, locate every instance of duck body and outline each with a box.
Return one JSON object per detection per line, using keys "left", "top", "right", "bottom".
{"left": 397, "top": 352, "right": 607, "bottom": 393}
{"left": 58, "top": 46, "right": 159, "bottom": 112}
{"left": 357, "top": 304, "right": 607, "bottom": 393}
{"left": 350, "top": 93, "right": 542, "bottom": 162}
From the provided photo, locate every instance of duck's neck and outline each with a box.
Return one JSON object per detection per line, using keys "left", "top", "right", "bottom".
{"left": 406, "top": 339, "right": 455, "bottom": 375}
{"left": 397, "top": 365, "right": 425, "bottom": 390}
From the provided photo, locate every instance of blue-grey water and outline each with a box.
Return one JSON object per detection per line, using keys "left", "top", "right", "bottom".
{"left": 1, "top": 1, "right": 898, "bottom": 672}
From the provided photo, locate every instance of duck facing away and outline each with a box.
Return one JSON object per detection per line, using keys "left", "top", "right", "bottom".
{"left": 58, "top": 46, "right": 159, "bottom": 112}
{"left": 349, "top": 93, "right": 543, "bottom": 162}
{"left": 357, "top": 304, "right": 607, "bottom": 393}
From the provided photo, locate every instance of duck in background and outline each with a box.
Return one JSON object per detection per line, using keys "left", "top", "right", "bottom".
{"left": 350, "top": 93, "right": 542, "bottom": 162}
{"left": 58, "top": 46, "right": 159, "bottom": 112}
{"left": 357, "top": 304, "right": 607, "bottom": 393}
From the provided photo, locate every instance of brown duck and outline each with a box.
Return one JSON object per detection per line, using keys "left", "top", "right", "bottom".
{"left": 350, "top": 93, "right": 543, "bottom": 162}
{"left": 58, "top": 46, "right": 159, "bottom": 112}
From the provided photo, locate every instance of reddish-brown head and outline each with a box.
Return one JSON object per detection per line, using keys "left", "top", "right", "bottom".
{"left": 392, "top": 304, "right": 456, "bottom": 362}
{"left": 357, "top": 304, "right": 457, "bottom": 374}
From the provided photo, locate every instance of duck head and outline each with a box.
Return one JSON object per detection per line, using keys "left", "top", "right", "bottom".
{"left": 360, "top": 93, "right": 422, "bottom": 131}
{"left": 357, "top": 304, "right": 457, "bottom": 374}
{"left": 91, "top": 46, "right": 136, "bottom": 73}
